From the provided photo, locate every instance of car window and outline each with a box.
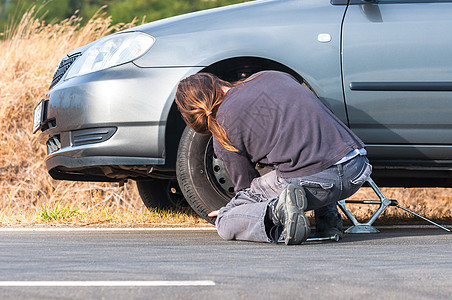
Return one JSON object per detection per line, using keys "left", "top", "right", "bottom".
{"left": 376, "top": 0, "right": 452, "bottom": 3}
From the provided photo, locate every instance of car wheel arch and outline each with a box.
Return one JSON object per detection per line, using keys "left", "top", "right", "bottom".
{"left": 161, "top": 56, "right": 312, "bottom": 169}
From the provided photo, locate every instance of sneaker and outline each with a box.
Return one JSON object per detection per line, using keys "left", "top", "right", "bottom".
{"left": 315, "top": 212, "right": 343, "bottom": 239}
{"left": 274, "top": 184, "right": 311, "bottom": 245}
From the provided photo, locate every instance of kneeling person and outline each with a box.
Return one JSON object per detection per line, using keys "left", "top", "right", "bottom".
{"left": 175, "top": 71, "right": 371, "bottom": 244}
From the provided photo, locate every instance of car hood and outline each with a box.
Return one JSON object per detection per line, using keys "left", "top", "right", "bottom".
{"left": 121, "top": 0, "right": 275, "bottom": 37}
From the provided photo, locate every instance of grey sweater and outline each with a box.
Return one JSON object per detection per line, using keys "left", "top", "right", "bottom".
{"left": 213, "top": 71, "right": 365, "bottom": 192}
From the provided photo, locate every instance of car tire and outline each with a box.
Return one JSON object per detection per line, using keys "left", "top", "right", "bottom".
{"left": 136, "top": 179, "right": 191, "bottom": 210}
{"left": 176, "top": 127, "right": 235, "bottom": 224}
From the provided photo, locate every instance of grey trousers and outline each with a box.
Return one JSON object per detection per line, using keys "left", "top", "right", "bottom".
{"left": 215, "top": 155, "right": 372, "bottom": 242}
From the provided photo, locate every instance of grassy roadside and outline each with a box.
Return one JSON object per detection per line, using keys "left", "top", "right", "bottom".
{"left": 0, "top": 7, "right": 450, "bottom": 228}
{"left": 0, "top": 206, "right": 211, "bottom": 228}
{"left": 0, "top": 180, "right": 210, "bottom": 227}
{"left": 1, "top": 181, "right": 450, "bottom": 227}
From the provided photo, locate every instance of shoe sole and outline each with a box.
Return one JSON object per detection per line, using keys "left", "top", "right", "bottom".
{"left": 284, "top": 184, "right": 311, "bottom": 245}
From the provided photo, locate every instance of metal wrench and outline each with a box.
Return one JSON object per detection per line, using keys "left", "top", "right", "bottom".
{"left": 306, "top": 234, "right": 340, "bottom": 242}
{"left": 277, "top": 233, "right": 340, "bottom": 244}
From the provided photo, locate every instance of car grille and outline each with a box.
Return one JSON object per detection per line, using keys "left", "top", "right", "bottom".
{"left": 71, "top": 127, "right": 117, "bottom": 147}
{"left": 49, "top": 52, "right": 82, "bottom": 89}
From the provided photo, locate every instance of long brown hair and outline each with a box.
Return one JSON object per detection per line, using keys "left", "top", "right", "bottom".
{"left": 175, "top": 72, "right": 238, "bottom": 152}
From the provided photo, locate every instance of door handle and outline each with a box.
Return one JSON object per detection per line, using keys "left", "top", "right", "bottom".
{"left": 360, "top": 2, "right": 383, "bottom": 23}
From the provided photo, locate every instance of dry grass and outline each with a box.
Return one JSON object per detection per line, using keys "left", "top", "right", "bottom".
{"left": 0, "top": 6, "right": 209, "bottom": 227}
{"left": 0, "top": 7, "right": 450, "bottom": 227}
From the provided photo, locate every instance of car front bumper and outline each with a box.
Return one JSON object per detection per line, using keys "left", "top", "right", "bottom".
{"left": 39, "top": 63, "right": 200, "bottom": 181}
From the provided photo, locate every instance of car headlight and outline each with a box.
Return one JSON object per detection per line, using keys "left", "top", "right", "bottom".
{"left": 65, "top": 32, "right": 155, "bottom": 79}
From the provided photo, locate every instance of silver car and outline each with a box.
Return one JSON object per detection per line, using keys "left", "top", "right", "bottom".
{"left": 33, "top": 0, "right": 452, "bottom": 222}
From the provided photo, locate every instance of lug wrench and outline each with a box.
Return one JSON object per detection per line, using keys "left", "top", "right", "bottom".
{"left": 306, "top": 234, "right": 340, "bottom": 242}
{"left": 277, "top": 234, "right": 340, "bottom": 244}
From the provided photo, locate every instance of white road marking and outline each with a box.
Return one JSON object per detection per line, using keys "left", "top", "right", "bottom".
{"left": 0, "top": 227, "right": 216, "bottom": 232}
{"left": 0, "top": 280, "right": 216, "bottom": 287}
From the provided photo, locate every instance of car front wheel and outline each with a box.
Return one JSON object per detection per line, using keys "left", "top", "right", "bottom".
{"left": 176, "top": 127, "right": 235, "bottom": 224}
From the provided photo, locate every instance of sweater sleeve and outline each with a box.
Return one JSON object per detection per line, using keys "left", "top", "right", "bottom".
{"left": 213, "top": 139, "right": 260, "bottom": 192}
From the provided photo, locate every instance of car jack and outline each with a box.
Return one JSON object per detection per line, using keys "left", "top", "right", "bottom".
{"left": 337, "top": 177, "right": 451, "bottom": 234}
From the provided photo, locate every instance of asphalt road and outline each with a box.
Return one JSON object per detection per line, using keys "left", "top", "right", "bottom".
{"left": 0, "top": 227, "right": 451, "bottom": 299}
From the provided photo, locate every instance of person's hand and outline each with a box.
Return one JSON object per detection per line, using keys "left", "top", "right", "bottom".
{"left": 208, "top": 210, "right": 219, "bottom": 217}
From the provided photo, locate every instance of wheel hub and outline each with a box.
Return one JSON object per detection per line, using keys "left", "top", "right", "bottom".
{"left": 205, "top": 137, "right": 235, "bottom": 198}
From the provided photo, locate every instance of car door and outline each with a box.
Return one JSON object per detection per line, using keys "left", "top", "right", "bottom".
{"left": 342, "top": 0, "right": 452, "bottom": 162}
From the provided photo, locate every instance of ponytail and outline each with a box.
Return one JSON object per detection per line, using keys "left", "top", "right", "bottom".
{"left": 175, "top": 73, "right": 238, "bottom": 152}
